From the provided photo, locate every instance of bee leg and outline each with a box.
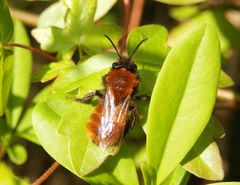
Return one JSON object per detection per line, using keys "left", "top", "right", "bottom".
{"left": 135, "top": 95, "right": 150, "bottom": 101}
{"left": 71, "top": 90, "right": 104, "bottom": 104}
{"left": 128, "top": 103, "right": 137, "bottom": 128}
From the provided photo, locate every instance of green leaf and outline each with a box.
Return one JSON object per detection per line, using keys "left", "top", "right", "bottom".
{"left": 32, "top": 94, "right": 74, "bottom": 172}
{"left": 141, "top": 163, "right": 156, "bottom": 185}
{"left": 52, "top": 53, "right": 115, "bottom": 93}
{"left": 15, "top": 106, "right": 39, "bottom": 144}
{"left": 38, "top": 1, "right": 66, "bottom": 28}
{"left": 32, "top": 60, "right": 75, "bottom": 82}
{"left": 38, "top": 0, "right": 117, "bottom": 28}
{"left": 161, "top": 165, "right": 190, "bottom": 185}
{"left": 81, "top": 24, "right": 122, "bottom": 54}
{"left": 155, "top": 0, "right": 206, "bottom": 5}
{"left": 6, "top": 144, "right": 27, "bottom": 165}
{"left": 32, "top": 0, "right": 122, "bottom": 54}
{"left": 0, "top": 0, "right": 13, "bottom": 42}
{"left": 127, "top": 25, "right": 169, "bottom": 66}
{"left": 182, "top": 117, "right": 224, "bottom": 180}
{"left": 6, "top": 20, "right": 32, "bottom": 128}
{"left": 170, "top": 6, "right": 199, "bottom": 21}
{"left": 32, "top": 0, "right": 97, "bottom": 52}
{"left": 0, "top": 49, "right": 13, "bottom": 116}
{"left": 219, "top": 70, "right": 234, "bottom": 87}
{"left": 94, "top": 0, "right": 117, "bottom": 20}
{"left": 206, "top": 183, "right": 240, "bottom": 185}
{"left": 84, "top": 145, "right": 139, "bottom": 185}
{"left": 146, "top": 24, "right": 221, "bottom": 184}
{"left": 16, "top": 86, "right": 52, "bottom": 144}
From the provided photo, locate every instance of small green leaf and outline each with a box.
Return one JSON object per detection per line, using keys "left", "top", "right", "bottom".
{"left": 161, "top": 165, "right": 190, "bottom": 185}
{"left": 6, "top": 144, "right": 27, "bottom": 165}
{"left": 6, "top": 20, "right": 32, "bottom": 128}
{"left": 181, "top": 117, "right": 224, "bottom": 180}
{"left": 146, "top": 24, "right": 221, "bottom": 184}
{"left": 32, "top": 0, "right": 121, "bottom": 54}
{"left": 32, "top": 60, "right": 75, "bottom": 82}
{"left": 0, "top": 0, "right": 13, "bottom": 42}
{"left": 127, "top": 25, "right": 169, "bottom": 66}
{"left": 155, "top": 0, "right": 206, "bottom": 5}
{"left": 183, "top": 142, "right": 223, "bottom": 180}
{"left": 38, "top": 1, "right": 66, "bottom": 28}
{"left": 94, "top": 0, "right": 118, "bottom": 20}
{"left": 38, "top": 0, "right": 118, "bottom": 28}
{"left": 141, "top": 163, "right": 156, "bottom": 185}
{"left": 219, "top": 70, "right": 234, "bottom": 87}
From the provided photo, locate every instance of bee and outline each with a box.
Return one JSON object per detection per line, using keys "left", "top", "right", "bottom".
{"left": 75, "top": 35, "right": 148, "bottom": 150}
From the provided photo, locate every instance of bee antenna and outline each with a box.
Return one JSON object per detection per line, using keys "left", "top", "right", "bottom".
{"left": 104, "top": 35, "right": 122, "bottom": 60}
{"left": 128, "top": 38, "right": 148, "bottom": 61}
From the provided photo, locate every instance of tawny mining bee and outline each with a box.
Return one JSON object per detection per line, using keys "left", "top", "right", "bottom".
{"left": 75, "top": 36, "right": 148, "bottom": 149}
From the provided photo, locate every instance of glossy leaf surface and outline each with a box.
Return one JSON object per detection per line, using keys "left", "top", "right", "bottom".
{"left": 146, "top": 24, "right": 221, "bottom": 184}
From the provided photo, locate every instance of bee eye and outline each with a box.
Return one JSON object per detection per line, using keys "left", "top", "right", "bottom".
{"left": 133, "top": 64, "right": 137, "bottom": 70}
{"left": 112, "top": 62, "right": 118, "bottom": 69}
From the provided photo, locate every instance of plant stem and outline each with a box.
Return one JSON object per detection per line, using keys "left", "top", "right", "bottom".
{"left": 120, "top": 0, "right": 131, "bottom": 54}
{"left": 2, "top": 43, "right": 57, "bottom": 61}
{"left": 32, "top": 162, "right": 60, "bottom": 185}
{"left": 128, "top": 0, "right": 145, "bottom": 32}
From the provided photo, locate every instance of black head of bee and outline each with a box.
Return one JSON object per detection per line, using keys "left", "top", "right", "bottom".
{"left": 104, "top": 35, "right": 147, "bottom": 73}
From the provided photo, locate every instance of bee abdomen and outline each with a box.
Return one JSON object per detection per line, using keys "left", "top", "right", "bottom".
{"left": 86, "top": 102, "right": 103, "bottom": 144}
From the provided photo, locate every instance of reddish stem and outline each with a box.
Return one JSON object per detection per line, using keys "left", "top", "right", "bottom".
{"left": 32, "top": 162, "right": 60, "bottom": 185}
{"left": 128, "top": 0, "right": 145, "bottom": 32}
{"left": 2, "top": 43, "right": 57, "bottom": 61}
{"left": 120, "top": 0, "right": 131, "bottom": 54}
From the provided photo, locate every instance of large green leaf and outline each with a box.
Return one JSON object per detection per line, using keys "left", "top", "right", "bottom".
{"left": 32, "top": 0, "right": 122, "bottom": 53}
{"left": 0, "top": 49, "right": 13, "bottom": 116}
{"left": 146, "top": 24, "right": 221, "bottom": 184}
{"left": 6, "top": 20, "right": 32, "bottom": 128}
{"left": 0, "top": 0, "right": 13, "bottom": 42}
{"left": 127, "top": 25, "right": 169, "bottom": 66}
{"left": 155, "top": 0, "right": 206, "bottom": 5}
